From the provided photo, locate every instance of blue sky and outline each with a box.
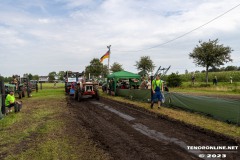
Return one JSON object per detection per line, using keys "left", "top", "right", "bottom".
{"left": 0, "top": 0, "right": 240, "bottom": 77}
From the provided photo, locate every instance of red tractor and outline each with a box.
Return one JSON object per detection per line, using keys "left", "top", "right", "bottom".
{"left": 74, "top": 81, "right": 99, "bottom": 101}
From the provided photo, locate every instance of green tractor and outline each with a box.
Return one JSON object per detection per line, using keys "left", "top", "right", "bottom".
{"left": 20, "top": 77, "right": 32, "bottom": 97}
{"left": 9, "top": 75, "right": 32, "bottom": 98}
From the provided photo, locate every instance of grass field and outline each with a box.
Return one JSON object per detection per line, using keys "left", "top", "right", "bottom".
{"left": 1, "top": 82, "right": 239, "bottom": 159}
{"left": 99, "top": 89, "right": 240, "bottom": 140}
{"left": 0, "top": 83, "right": 110, "bottom": 160}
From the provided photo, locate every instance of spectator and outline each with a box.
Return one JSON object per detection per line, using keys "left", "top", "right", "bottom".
{"left": 191, "top": 74, "right": 195, "bottom": 85}
{"left": 213, "top": 76, "right": 218, "bottom": 85}
{"left": 147, "top": 78, "right": 151, "bottom": 89}
{"left": 5, "top": 91, "right": 15, "bottom": 114}
{"left": 151, "top": 75, "right": 164, "bottom": 109}
{"left": 36, "top": 82, "right": 38, "bottom": 92}
{"left": 164, "top": 84, "right": 169, "bottom": 92}
{"left": 140, "top": 80, "right": 147, "bottom": 89}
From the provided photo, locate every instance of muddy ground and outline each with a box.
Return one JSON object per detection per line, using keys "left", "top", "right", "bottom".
{"left": 66, "top": 96, "right": 240, "bottom": 160}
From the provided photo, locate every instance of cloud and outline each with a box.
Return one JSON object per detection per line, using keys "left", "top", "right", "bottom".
{"left": 0, "top": 0, "right": 240, "bottom": 77}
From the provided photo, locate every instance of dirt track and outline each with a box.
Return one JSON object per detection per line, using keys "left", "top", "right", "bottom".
{"left": 66, "top": 96, "right": 239, "bottom": 160}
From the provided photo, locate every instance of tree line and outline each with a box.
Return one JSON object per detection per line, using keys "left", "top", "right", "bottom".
{"left": 1, "top": 38, "right": 238, "bottom": 84}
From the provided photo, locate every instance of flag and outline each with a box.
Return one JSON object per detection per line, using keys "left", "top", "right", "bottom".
{"left": 100, "top": 50, "right": 110, "bottom": 62}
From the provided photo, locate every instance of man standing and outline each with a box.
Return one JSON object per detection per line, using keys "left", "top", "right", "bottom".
{"left": 191, "top": 73, "right": 195, "bottom": 85}
{"left": 5, "top": 91, "right": 15, "bottom": 114}
{"left": 151, "top": 75, "right": 164, "bottom": 109}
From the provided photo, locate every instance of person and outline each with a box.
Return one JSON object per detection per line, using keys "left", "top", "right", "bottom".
{"left": 164, "top": 84, "right": 169, "bottom": 92}
{"left": 147, "top": 78, "right": 151, "bottom": 89}
{"left": 140, "top": 79, "right": 147, "bottom": 89}
{"left": 35, "top": 82, "right": 38, "bottom": 92}
{"left": 230, "top": 76, "right": 233, "bottom": 84}
{"left": 5, "top": 91, "right": 16, "bottom": 114}
{"left": 213, "top": 76, "right": 217, "bottom": 85}
{"left": 151, "top": 75, "right": 164, "bottom": 109}
{"left": 191, "top": 74, "right": 195, "bottom": 85}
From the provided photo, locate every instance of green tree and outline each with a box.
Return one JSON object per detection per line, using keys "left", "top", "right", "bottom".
{"left": 166, "top": 73, "right": 182, "bottom": 87}
{"left": 4, "top": 76, "right": 12, "bottom": 83}
{"left": 85, "top": 58, "right": 104, "bottom": 78}
{"left": 48, "top": 71, "right": 57, "bottom": 81}
{"left": 32, "top": 75, "right": 39, "bottom": 80}
{"left": 189, "top": 39, "right": 232, "bottom": 83}
{"left": 28, "top": 73, "right": 33, "bottom": 80}
{"left": 110, "top": 62, "right": 123, "bottom": 72}
{"left": 135, "top": 56, "right": 155, "bottom": 76}
{"left": 58, "top": 71, "right": 65, "bottom": 81}
{"left": 208, "top": 66, "right": 220, "bottom": 72}
{"left": 23, "top": 73, "right": 33, "bottom": 80}
{"left": 102, "top": 65, "right": 108, "bottom": 78}
{"left": 225, "top": 65, "right": 238, "bottom": 71}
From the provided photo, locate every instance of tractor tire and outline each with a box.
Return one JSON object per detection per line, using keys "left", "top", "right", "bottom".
{"left": 77, "top": 92, "right": 82, "bottom": 102}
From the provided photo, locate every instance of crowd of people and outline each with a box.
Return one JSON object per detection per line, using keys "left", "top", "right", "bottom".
{"left": 102, "top": 75, "right": 168, "bottom": 109}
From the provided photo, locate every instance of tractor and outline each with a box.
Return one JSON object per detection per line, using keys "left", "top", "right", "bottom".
{"left": 8, "top": 75, "right": 25, "bottom": 98}
{"left": 8, "top": 75, "right": 32, "bottom": 98}
{"left": 74, "top": 81, "right": 99, "bottom": 101}
{"left": 20, "top": 77, "right": 32, "bottom": 97}
{"left": 64, "top": 71, "right": 81, "bottom": 95}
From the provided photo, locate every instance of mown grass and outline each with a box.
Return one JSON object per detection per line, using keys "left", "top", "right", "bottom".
{"left": 0, "top": 83, "right": 111, "bottom": 160}
{"left": 100, "top": 90, "right": 240, "bottom": 139}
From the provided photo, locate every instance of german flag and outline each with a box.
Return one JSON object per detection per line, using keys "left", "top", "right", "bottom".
{"left": 100, "top": 50, "right": 110, "bottom": 63}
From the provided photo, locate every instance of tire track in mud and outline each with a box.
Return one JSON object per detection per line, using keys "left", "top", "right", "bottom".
{"left": 67, "top": 97, "right": 239, "bottom": 160}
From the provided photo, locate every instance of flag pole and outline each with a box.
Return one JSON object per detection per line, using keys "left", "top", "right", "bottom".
{"left": 107, "top": 45, "right": 111, "bottom": 74}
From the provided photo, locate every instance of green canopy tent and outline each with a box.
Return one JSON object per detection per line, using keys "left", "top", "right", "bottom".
{"left": 107, "top": 71, "right": 141, "bottom": 95}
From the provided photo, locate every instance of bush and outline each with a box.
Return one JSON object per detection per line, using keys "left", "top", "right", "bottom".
{"left": 167, "top": 73, "right": 182, "bottom": 87}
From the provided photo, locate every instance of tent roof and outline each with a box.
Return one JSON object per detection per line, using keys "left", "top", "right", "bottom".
{"left": 107, "top": 71, "right": 140, "bottom": 79}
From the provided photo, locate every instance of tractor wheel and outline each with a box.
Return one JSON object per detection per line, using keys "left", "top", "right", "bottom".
{"left": 77, "top": 92, "right": 82, "bottom": 102}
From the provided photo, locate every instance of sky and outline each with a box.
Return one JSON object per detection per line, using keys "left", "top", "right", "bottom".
{"left": 0, "top": 0, "right": 240, "bottom": 77}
